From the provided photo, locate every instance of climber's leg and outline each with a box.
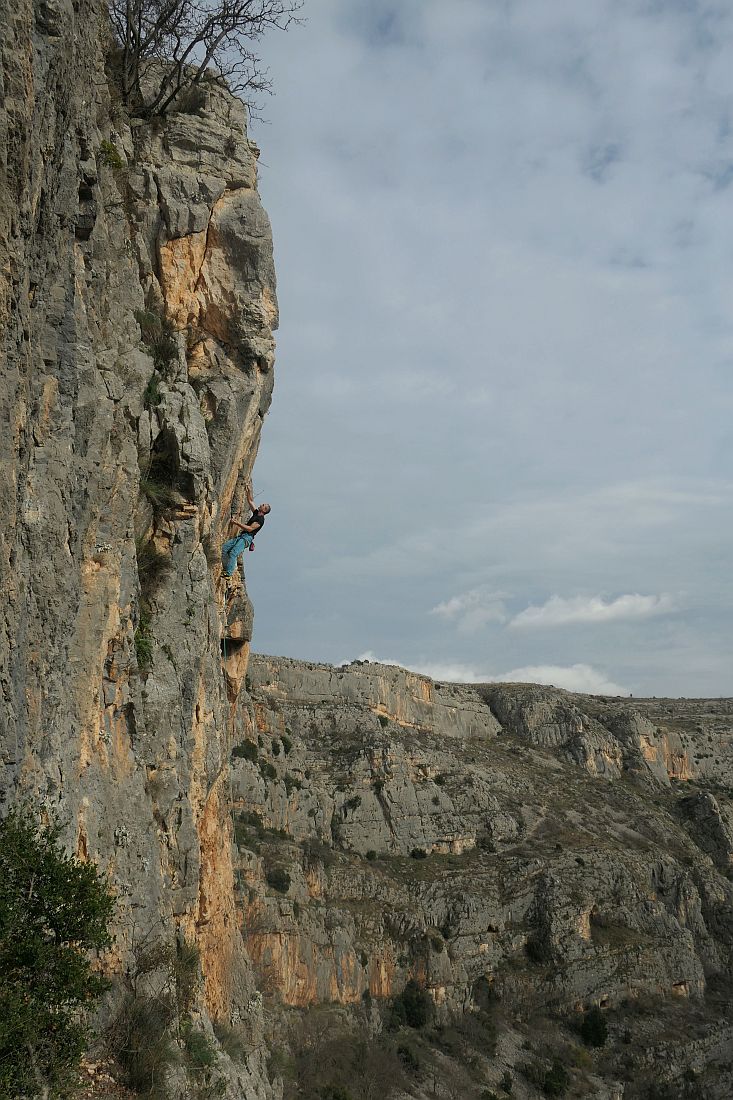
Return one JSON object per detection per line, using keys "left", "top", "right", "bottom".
{"left": 222, "top": 534, "right": 252, "bottom": 576}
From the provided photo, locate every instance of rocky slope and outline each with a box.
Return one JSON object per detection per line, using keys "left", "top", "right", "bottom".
{"left": 2, "top": 3, "right": 733, "bottom": 1099}
{"left": 234, "top": 656, "right": 733, "bottom": 1099}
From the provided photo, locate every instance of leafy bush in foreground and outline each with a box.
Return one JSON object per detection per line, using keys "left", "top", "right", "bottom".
{"left": 0, "top": 807, "right": 114, "bottom": 1097}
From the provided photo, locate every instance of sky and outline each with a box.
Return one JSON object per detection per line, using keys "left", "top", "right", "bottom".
{"left": 246, "top": 0, "right": 733, "bottom": 697}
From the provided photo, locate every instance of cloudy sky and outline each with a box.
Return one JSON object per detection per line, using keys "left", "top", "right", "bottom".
{"left": 246, "top": 0, "right": 733, "bottom": 697}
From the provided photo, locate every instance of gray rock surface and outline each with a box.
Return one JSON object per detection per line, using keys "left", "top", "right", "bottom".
{"left": 1, "top": 3, "right": 277, "bottom": 1095}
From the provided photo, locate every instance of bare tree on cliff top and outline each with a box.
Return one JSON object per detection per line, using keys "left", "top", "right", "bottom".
{"left": 108, "top": 0, "right": 302, "bottom": 117}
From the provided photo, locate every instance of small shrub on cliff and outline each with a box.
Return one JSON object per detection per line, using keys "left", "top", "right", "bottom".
{"left": 301, "top": 837, "right": 337, "bottom": 869}
{"left": 542, "top": 1059, "right": 570, "bottom": 1096}
{"left": 114, "top": 990, "right": 178, "bottom": 1095}
{"left": 212, "top": 1021, "right": 248, "bottom": 1063}
{"left": 389, "top": 980, "right": 432, "bottom": 1030}
{"left": 135, "top": 535, "right": 172, "bottom": 591}
{"left": 174, "top": 940, "right": 200, "bottom": 1015}
{"left": 110, "top": 932, "right": 201, "bottom": 1095}
{"left": 231, "top": 740, "right": 258, "bottom": 763}
{"left": 134, "top": 610, "right": 154, "bottom": 671}
{"left": 525, "top": 934, "right": 552, "bottom": 966}
{"left": 397, "top": 1043, "right": 420, "bottom": 1073}
{"left": 143, "top": 373, "right": 162, "bottom": 409}
{"left": 135, "top": 309, "right": 179, "bottom": 375}
{"left": 579, "top": 1005, "right": 608, "bottom": 1048}
{"left": 182, "top": 1022, "right": 217, "bottom": 1068}
{"left": 139, "top": 476, "right": 183, "bottom": 512}
{"left": 0, "top": 807, "right": 114, "bottom": 1098}
{"left": 99, "top": 137, "right": 125, "bottom": 171}
{"left": 259, "top": 760, "right": 277, "bottom": 782}
{"left": 265, "top": 867, "right": 291, "bottom": 894}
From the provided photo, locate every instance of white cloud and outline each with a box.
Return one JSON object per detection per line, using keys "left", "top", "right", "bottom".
{"left": 492, "top": 663, "right": 629, "bottom": 696}
{"left": 510, "top": 593, "right": 675, "bottom": 629}
{"left": 430, "top": 587, "right": 508, "bottom": 632}
{"left": 344, "top": 653, "right": 627, "bottom": 695}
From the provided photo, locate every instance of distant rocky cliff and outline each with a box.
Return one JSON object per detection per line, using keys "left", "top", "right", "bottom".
{"left": 1, "top": 3, "right": 733, "bottom": 1100}
{"left": 232, "top": 657, "right": 733, "bottom": 1098}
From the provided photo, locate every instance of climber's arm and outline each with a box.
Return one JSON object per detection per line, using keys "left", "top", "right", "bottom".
{"left": 231, "top": 518, "right": 259, "bottom": 534}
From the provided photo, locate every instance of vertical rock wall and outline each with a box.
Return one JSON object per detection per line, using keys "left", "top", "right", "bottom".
{"left": 0, "top": 2, "right": 277, "bottom": 1091}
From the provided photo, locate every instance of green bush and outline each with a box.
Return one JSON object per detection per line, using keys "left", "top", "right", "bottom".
{"left": 302, "top": 837, "right": 337, "bottom": 869}
{"left": 259, "top": 760, "right": 277, "bottom": 782}
{"left": 500, "top": 1070, "right": 513, "bottom": 1094}
{"left": 134, "top": 611, "right": 154, "bottom": 671}
{"left": 183, "top": 1021, "right": 217, "bottom": 1069}
{"left": 410, "top": 847, "right": 427, "bottom": 859}
{"left": 139, "top": 476, "right": 183, "bottom": 512}
{"left": 525, "top": 935, "right": 551, "bottom": 965}
{"left": 143, "top": 374, "right": 162, "bottom": 408}
{"left": 213, "top": 1021, "right": 248, "bottom": 1063}
{"left": 135, "top": 538, "right": 172, "bottom": 608}
{"left": 580, "top": 1005, "right": 607, "bottom": 1048}
{"left": 115, "top": 989, "right": 177, "bottom": 1095}
{"left": 391, "top": 980, "right": 431, "bottom": 1029}
{"left": 111, "top": 934, "right": 201, "bottom": 1096}
{"left": 284, "top": 773, "right": 302, "bottom": 795}
{"left": 231, "top": 740, "right": 258, "bottom": 763}
{"left": 134, "top": 308, "right": 179, "bottom": 375}
{"left": 266, "top": 867, "right": 291, "bottom": 894}
{"left": 99, "top": 138, "right": 124, "bottom": 171}
{"left": 0, "top": 808, "right": 114, "bottom": 1098}
{"left": 173, "top": 940, "right": 200, "bottom": 1016}
{"left": 282, "top": 735, "right": 293, "bottom": 755}
{"left": 397, "top": 1043, "right": 420, "bottom": 1073}
{"left": 377, "top": 715, "right": 389, "bottom": 728}
{"left": 543, "top": 1059, "right": 570, "bottom": 1096}
{"left": 365, "top": 850, "right": 377, "bottom": 861}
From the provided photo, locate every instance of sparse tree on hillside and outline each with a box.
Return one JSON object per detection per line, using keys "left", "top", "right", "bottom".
{"left": 107, "top": 0, "right": 303, "bottom": 117}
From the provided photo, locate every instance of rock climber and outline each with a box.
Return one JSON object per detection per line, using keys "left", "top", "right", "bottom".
{"left": 221, "top": 483, "right": 270, "bottom": 579}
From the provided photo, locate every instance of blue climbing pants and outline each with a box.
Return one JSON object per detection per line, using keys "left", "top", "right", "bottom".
{"left": 221, "top": 533, "right": 253, "bottom": 576}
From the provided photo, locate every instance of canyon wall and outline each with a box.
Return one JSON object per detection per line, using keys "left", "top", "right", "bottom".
{"left": 232, "top": 656, "right": 733, "bottom": 1097}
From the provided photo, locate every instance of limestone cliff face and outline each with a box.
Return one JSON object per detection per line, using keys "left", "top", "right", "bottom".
{"left": 1, "top": 1, "right": 276, "bottom": 1095}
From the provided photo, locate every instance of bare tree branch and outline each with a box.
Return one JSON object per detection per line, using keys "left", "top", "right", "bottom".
{"left": 108, "top": 0, "right": 303, "bottom": 116}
